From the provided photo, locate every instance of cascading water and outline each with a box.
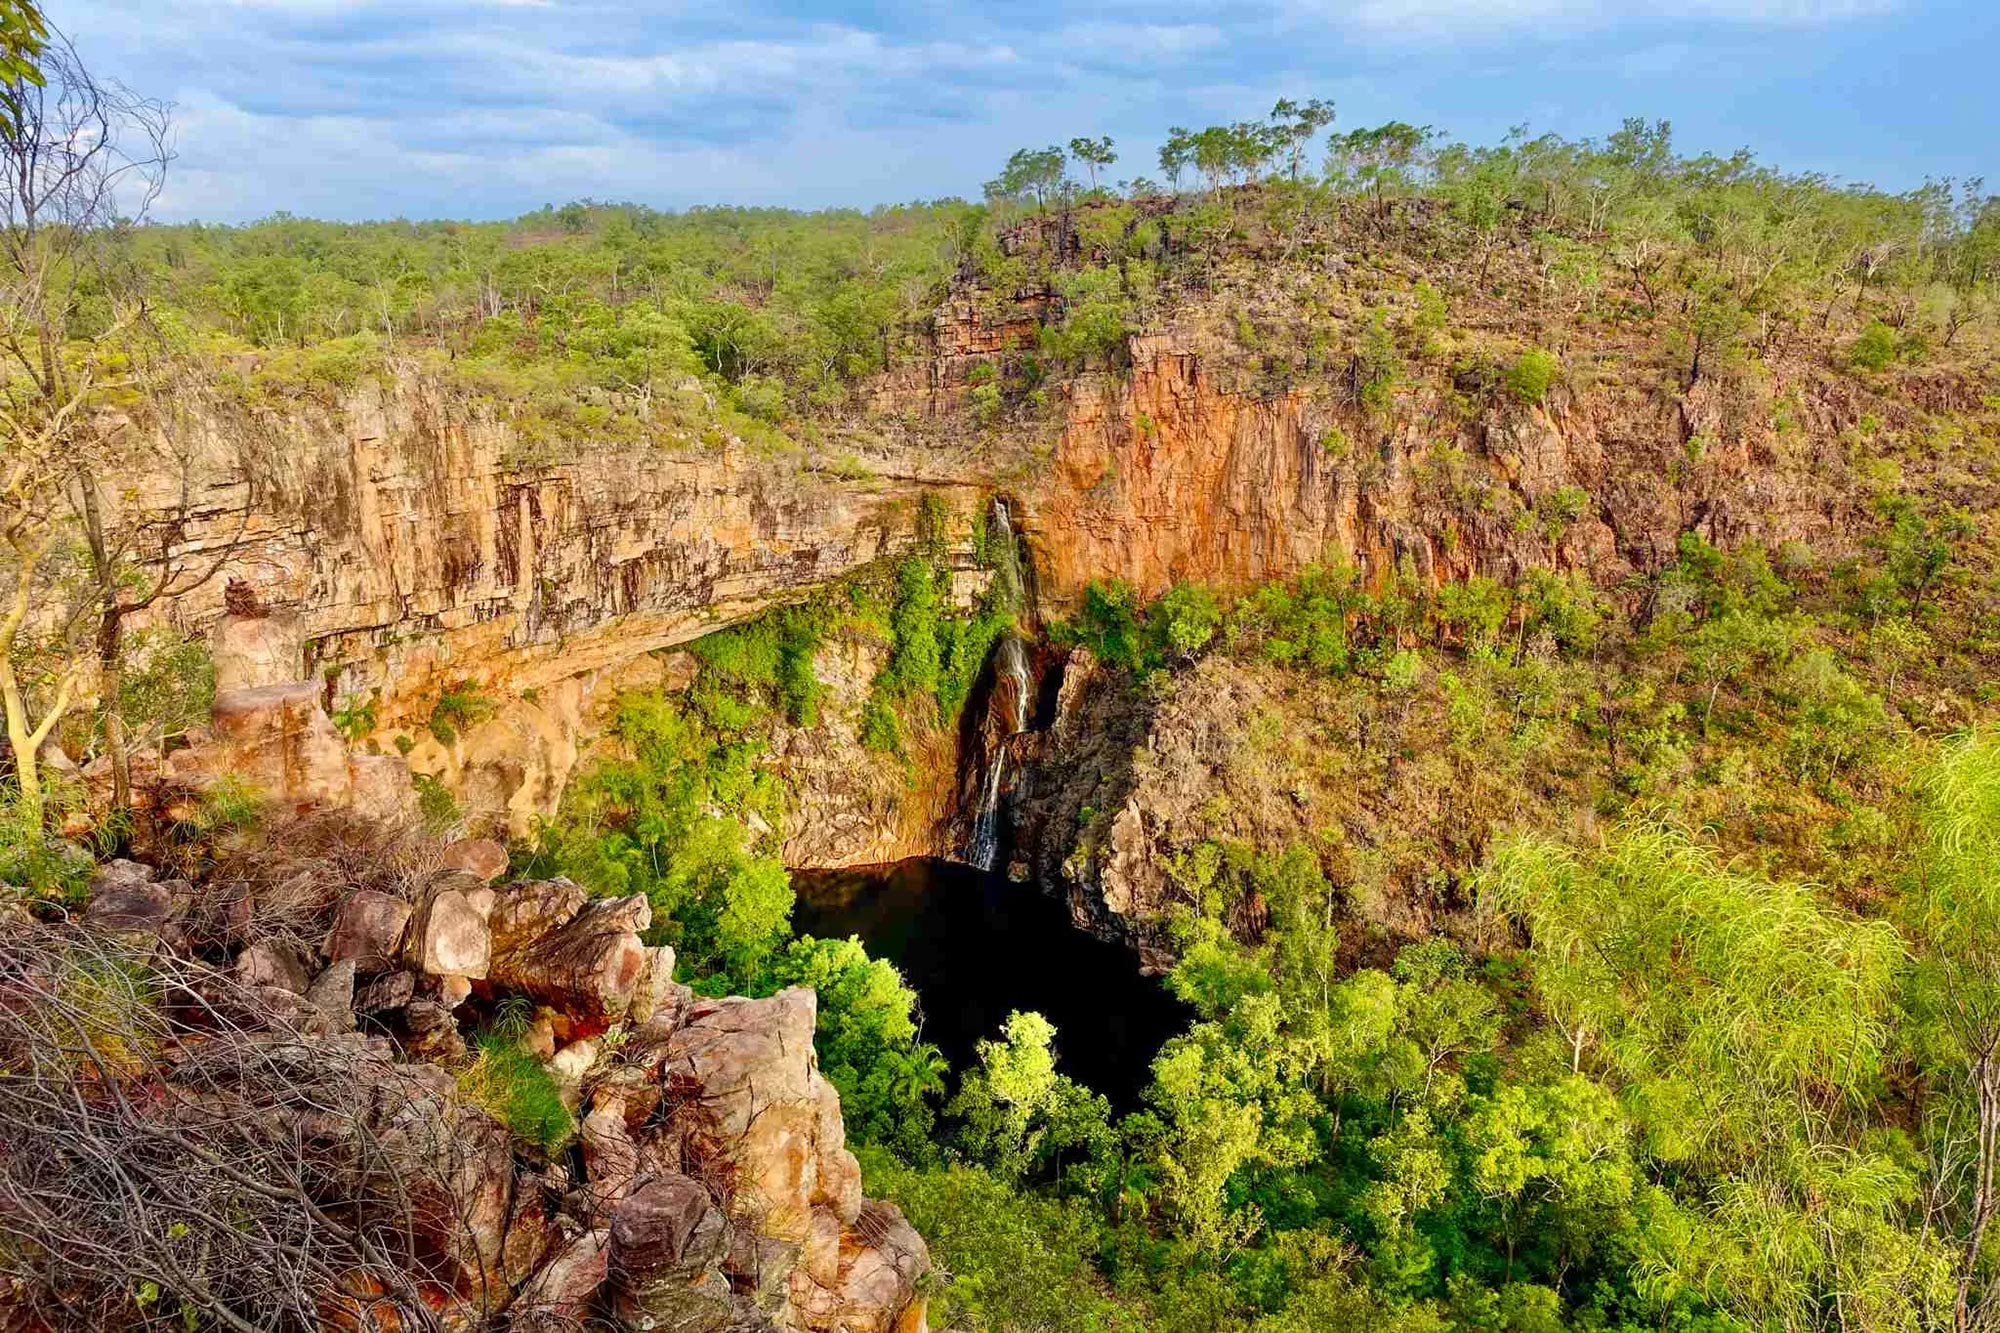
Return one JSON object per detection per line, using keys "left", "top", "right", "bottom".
{"left": 966, "top": 499, "right": 1033, "bottom": 871}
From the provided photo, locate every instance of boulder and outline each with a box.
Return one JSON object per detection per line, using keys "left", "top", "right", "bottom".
{"left": 167, "top": 678, "right": 416, "bottom": 823}
{"left": 398, "top": 999, "right": 465, "bottom": 1061}
{"left": 84, "top": 860, "right": 171, "bottom": 937}
{"left": 486, "top": 878, "right": 587, "bottom": 958}
{"left": 327, "top": 890, "right": 412, "bottom": 973}
{"left": 414, "top": 888, "right": 490, "bottom": 980}
{"left": 355, "top": 969, "right": 417, "bottom": 1015}
{"left": 347, "top": 754, "right": 418, "bottom": 824}
{"left": 579, "top": 1095, "right": 642, "bottom": 1217}
{"left": 439, "top": 837, "right": 509, "bottom": 883}
{"left": 628, "top": 944, "right": 685, "bottom": 1026}
{"left": 305, "top": 959, "right": 358, "bottom": 1032}
{"left": 510, "top": 1228, "right": 609, "bottom": 1331}
{"left": 607, "top": 1174, "right": 731, "bottom": 1326}
{"left": 794, "top": 1202, "right": 930, "bottom": 1333}
{"left": 665, "top": 989, "right": 826, "bottom": 1245}
{"left": 488, "top": 891, "right": 651, "bottom": 1029}
{"left": 236, "top": 940, "right": 310, "bottom": 994}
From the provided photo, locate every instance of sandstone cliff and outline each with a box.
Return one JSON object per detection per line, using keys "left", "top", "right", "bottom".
{"left": 109, "top": 212, "right": 1986, "bottom": 910}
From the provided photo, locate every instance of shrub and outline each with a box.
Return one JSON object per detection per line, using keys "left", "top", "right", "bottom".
{"left": 1507, "top": 347, "right": 1560, "bottom": 404}
{"left": 331, "top": 691, "right": 379, "bottom": 742}
{"left": 411, "top": 773, "right": 460, "bottom": 833}
{"left": 1069, "top": 579, "right": 1145, "bottom": 672}
{"left": 1152, "top": 582, "right": 1223, "bottom": 662}
{"left": 1850, "top": 320, "right": 1897, "bottom": 371}
{"left": 427, "top": 680, "right": 496, "bottom": 745}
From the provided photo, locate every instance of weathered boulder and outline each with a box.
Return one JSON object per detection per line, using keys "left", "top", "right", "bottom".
{"left": 609, "top": 1173, "right": 728, "bottom": 1280}
{"left": 398, "top": 998, "right": 466, "bottom": 1061}
{"left": 439, "top": 837, "right": 509, "bottom": 883}
{"left": 510, "top": 1228, "right": 609, "bottom": 1331}
{"left": 829, "top": 1203, "right": 931, "bottom": 1333}
{"left": 355, "top": 968, "right": 417, "bottom": 1015}
{"left": 488, "top": 889, "right": 652, "bottom": 1030}
{"left": 83, "top": 860, "right": 171, "bottom": 937}
{"left": 412, "top": 886, "right": 491, "bottom": 980}
{"left": 304, "top": 959, "right": 358, "bottom": 1032}
{"left": 485, "top": 878, "right": 588, "bottom": 959}
{"left": 607, "top": 1174, "right": 732, "bottom": 1328}
{"left": 326, "top": 889, "right": 413, "bottom": 972}
{"left": 666, "top": 989, "right": 860, "bottom": 1243}
{"left": 236, "top": 939, "right": 310, "bottom": 993}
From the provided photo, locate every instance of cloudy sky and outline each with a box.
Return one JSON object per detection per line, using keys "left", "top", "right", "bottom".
{"left": 54, "top": 0, "right": 1998, "bottom": 223}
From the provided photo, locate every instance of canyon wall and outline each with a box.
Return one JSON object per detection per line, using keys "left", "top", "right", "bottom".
{"left": 119, "top": 375, "right": 985, "bottom": 840}
{"left": 1023, "top": 331, "right": 1882, "bottom": 607}
{"left": 123, "top": 275, "right": 1925, "bottom": 877}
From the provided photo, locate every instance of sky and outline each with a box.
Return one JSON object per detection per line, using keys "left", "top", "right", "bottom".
{"left": 52, "top": 0, "right": 2000, "bottom": 224}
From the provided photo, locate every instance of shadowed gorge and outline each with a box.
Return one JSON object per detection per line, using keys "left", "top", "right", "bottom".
{"left": 792, "top": 858, "right": 1191, "bottom": 1110}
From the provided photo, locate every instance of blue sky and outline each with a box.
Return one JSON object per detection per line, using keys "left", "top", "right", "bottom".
{"left": 56, "top": 0, "right": 1999, "bottom": 223}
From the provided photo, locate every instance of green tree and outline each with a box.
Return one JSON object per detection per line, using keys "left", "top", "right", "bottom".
{"left": 986, "top": 146, "right": 1068, "bottom": 214}
{"left": 1067, "top": 136, "right": 1116, "bottom": 191}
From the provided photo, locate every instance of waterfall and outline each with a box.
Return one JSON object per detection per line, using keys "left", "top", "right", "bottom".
{"left": 966, "top": 499, "right": 1033, "bottom": 872}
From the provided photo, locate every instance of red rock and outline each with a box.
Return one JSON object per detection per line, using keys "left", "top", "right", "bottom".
{"left": 510, "top": 1228, "right": 609, "bottom": 1329}
{"left": 236, "top": 939, "right": 310, "bottom": 993}
{"left": 327, "top": 889, "right": 413, "bottom": 973}
{"left": 414, "top": 888, "right": 490, "bottom": 980}
{"left": 488, "top": 891, "right": 651, "bottom": 1029}
{"left": 439, "top": 837, "right": 509, "bottom": 883}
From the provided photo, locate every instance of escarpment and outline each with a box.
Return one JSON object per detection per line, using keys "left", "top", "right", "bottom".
{"left": 102, "top": 205, "right": 1981, "bottom": 968}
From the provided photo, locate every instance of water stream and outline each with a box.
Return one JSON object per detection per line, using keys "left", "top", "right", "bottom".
{"left": 965, "top": 498, "right": 1033, "bottom": 871}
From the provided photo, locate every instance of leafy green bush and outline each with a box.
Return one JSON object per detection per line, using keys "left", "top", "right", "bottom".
{"left": 1850, "top": 320, "right": 1898, "bottom": 371}
{"left": 427, "top": 680, "right": 496, "bottom": 745}
{"left": 0, "top": 797, "right": 95, "bottom": 902}
{"left": 411, "top": 773, "right": 460, "bottom": 833}
{"left": 1507, "top": 347, "right": 1560, "bottom": 404}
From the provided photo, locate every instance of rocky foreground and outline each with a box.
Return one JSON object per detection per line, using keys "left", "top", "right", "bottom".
{"left": 2, "top": 833, "right": 928, "bottom": 1332}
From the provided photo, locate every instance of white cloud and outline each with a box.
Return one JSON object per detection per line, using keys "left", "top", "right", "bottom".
{"left": 1322, "top": 0, "right": 1893, "bottom": 36}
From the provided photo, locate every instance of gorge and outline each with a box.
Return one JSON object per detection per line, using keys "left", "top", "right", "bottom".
{"left": 4, "top": 100, "right": 2000, "bottom": 1333}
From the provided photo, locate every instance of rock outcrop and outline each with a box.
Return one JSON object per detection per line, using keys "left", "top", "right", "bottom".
{"left": 40, "top": 838, "right": 930, "bottom": 1332}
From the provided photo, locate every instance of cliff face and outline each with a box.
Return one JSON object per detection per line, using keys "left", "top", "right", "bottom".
{"left": 1023, "top": 331, "right": 1880, "bottom": 607}
{"left": 125, "top": 376, "right": 984, "bottom": 836}
{"left": 123, "top": 256, "right": 1953, "bottom": 879}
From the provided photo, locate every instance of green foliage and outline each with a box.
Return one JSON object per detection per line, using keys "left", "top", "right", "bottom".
{"left": 689, "top": 600, "right": 832, "bottom": 727}
{"left": 525, "top": 686, "right": 791, "bottom": 988}
{"left": 769, "top": 935, "right": 943, "bottom": 1156}
{"left": 1851, "top": 319, "right": 1899, "bottom": 371}
{"left": 857, "top": 1146, "right": 1141, "bottom": 1331}
{"left": 460, "top": 1021, "right": 574, "bottom": 1154}
{"left": 949, "top": 1010, "right": 1114, "bottom": 1185}
{"left": 330, "top": 690, "right": 379, "bottom": 742}
{"left": 114, "top": 635, "right": 216, "bottom": 747}
{"left": 427, "top": 679, "right": 496, "bottom": 745}
{"left": 0, "top": 793, "right": 93, "bottom": 901}
{"left": 1506, "top": 347, "right": 1559, "bottom": 405}
{"left": 411, "top": 772, "right": 460, "bottom": 833}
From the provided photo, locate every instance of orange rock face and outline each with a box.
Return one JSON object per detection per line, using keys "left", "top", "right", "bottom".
{"left": 1026, "top": 333, "right": 1870, "bottom": 608}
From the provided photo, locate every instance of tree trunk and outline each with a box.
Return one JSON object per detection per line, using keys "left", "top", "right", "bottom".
{"left": 77, "top": 476, "right": 130, "bottom": 820}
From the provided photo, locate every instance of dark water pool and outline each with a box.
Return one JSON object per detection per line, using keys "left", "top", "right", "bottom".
{"left": 791, "top": 858, "right": 1188, "bottom": 1110}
